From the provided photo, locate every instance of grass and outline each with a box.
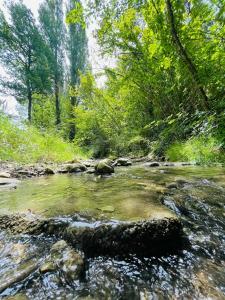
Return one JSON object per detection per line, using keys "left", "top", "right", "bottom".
{"left": 166, "top": 136, "right": 224, "bottom": 164}
{"left": 0, "top": 114, "right": 90, "bottom": 163}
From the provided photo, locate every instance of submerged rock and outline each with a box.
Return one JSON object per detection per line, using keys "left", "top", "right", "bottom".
{"left": 40, "top": 240, "right": 84, "bottom": 280}
{"left": 95, "top": 160, "right": 114, "bottom": 175}
{"left": 98, "top": 205, "right": 115, "bottom": 213}
{"left": 0, "top": 259, "right": 39, "bottom": 293}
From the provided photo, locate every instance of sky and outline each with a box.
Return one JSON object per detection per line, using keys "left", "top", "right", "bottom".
{"left": 0, "top": 0, "right": 113, "bottom": 116}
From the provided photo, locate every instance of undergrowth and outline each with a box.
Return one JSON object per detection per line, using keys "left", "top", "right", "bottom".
{"left": 0, "top": 114, "right": 90, "bottom": 163}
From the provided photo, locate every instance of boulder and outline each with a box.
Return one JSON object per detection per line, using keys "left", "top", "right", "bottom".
{"left": 95, "top": 160, "right": 114, "bottom": 175}
{"left": 0, "top": 213, "right": 184, "bottom": 257}
{"left": 115, "top": 158, "right": 132, "bottom": 166}
{"left": 64, "top": 217, "right": 183, "bottom": 256}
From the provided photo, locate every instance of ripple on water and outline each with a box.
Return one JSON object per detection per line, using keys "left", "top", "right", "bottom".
{"left": 0, "top": 165, "right": 224, "bottom": 299}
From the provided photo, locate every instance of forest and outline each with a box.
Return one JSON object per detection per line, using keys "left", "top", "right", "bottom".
{"left": 0, "top": 0, "right": 225, "bottom": 163}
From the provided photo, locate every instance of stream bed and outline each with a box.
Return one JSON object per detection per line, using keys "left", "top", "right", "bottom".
{"left": 0, "top": 164, "right": 224, "bottom": 299}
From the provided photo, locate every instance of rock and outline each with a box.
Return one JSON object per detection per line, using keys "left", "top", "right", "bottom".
{"left": 58, "top": 163, "right": 87, "bottom": 174}
{"left": 82, "top": 160, "right": 96, "bottom": 168}
{"left": 145, "top": 162, "right": 160, "bottom": 167}
{"left": 64, "top": 217, "right": 183, "bottom": 256}
{"left": 44, "top": 168, "right": 55, "bottom": 175}
{"left": 39, "top": 261, "right": 56, "bottom": 274}
{"left": 163, "top": 162, "right": 175, "bottom": 167}
{"left": 0, "top": 213, "right": 49, "bottom": 235}
{"left": 10, "top": 243, "right": 27, "bottom": 264}
{"left": 181, "top": 162, "right": 192, "bottom": 166}
{"left": 5, "top": 293, "right": 29, "bottom": 300}
{"left": 0, "top": 178, "right": 19, "bottom": 189}
{"left": 51, "top": 240, "right": 68, "bottom": 253}
{"left": 0, "top": 172, "right": 11, "bottom": 178}
{"left": 86, "top": 168, "right": 95, "bottom": 174}
{"left": 40, "top": 240, "right": 84, "bottom": 280}
{"left": 95, "top": 160, "right": 114, "bottom": 175}
{"left": 0, "top": 214, "right": 184, "bottom": 257}
{"left": 0, "top": 259, "right": 39, "bottom": 293}
{"left": 15, "top": 170, "right": 37, "bottom": 177}
{"left": 99, "top": 205, "right": 115, "bottom": 213}
{"left": 115, "top": 158, "right": 132, "bottom": 166}
{"left": 166, "top": 182, "right": 178, "bottom": 189}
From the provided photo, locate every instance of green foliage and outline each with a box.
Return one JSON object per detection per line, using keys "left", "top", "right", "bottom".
{"left": 0, "top": 0, "right": 224, "bottom": 164}
{"left": 166, "top": 137, "right": 224, "bottom": 164}
{"left": 0, "top": 2, "right": 52, "bottom": 119}
{"left": 66, "top": 2, "right": 86, "bottom": 28}
{"left": 127, "top": 136, "right": 150, "bottom": 156}
{"left": 0, "top": 114, "right": 88, "bottom": 163}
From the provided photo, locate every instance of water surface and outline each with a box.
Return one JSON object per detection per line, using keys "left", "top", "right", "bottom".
{"left": 0, "top": 164, "right": 224, "bottom": 299}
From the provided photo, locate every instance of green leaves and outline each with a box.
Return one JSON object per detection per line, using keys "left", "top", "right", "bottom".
{"left": 66, "top": 2, "right": 86, "bottom": 28}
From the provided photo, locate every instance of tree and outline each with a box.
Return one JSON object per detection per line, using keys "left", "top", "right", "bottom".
{"left": 0, "top": 2, "right": 52, "bottom": 121}
{"left": 66, "top": 0, "right": 88, "bottom": 140}
{"left": 39, "top": 0, "right": 65, "bottom": 127}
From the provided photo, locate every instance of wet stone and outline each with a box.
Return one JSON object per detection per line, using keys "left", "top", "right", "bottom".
{"left": 166, "top": 182, "right": 178, "bottom": 189}
{"left": 144, "top": 162, "right": 160, "bottom": 167}
{"left": 0, "top": 172, "right": 11, "bottom": 178}
{"left": 40, "top": 240, "right": 84, "bottom": 280}
{"left": 95, "top": 160, "right": 114, "bottom": 175}
{"left": 115, "top": 158, "right": 132, "bottom": 166}
{"left": 58, "top": 163, "right": 87, "bottom": 174}
{"left": 43, "top": 168, "right": 55, "bottom": 175}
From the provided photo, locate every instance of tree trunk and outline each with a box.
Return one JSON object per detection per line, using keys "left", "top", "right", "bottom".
{"left": 28, "top": 88, "right": 32, "bottom": 122}
{"left": 55, "top": 77, "right": 61, "bottom": 126}
{"left": 69, "top": 95, "right": 76, "bottom": 141}
{"left": 165, "top": 0, "right": 210, "bottom": 110}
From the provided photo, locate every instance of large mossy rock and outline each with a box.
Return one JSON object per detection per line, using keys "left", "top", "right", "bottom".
{"left": 95, "top": 159, "right": 114, "bottom": 175}
{"left": 0, "top": 213, "right": 183, "bottom": 257}
{"left": 63, "top": 217, "right": 183, "bottom": 256}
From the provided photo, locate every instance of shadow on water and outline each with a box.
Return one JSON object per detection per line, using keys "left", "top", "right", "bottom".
{"left": 0, "top": 164, "right": 225, "bottom": 299}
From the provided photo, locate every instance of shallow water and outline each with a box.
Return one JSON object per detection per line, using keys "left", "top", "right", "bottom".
{"left": 0, "top": 164, "right": 225, "bottom": 299}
